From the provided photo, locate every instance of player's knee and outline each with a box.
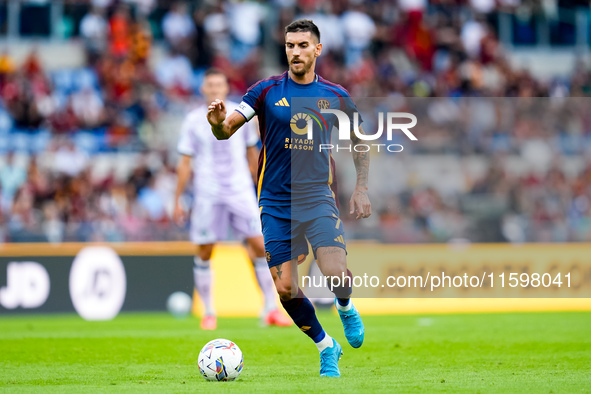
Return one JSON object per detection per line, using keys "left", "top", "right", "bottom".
{"left": 275, "top": 282, "right": 293, "bottom": 301}
{"left": 321, "top": 261, "right": 347, "bottom": 279}
{"left": 198, "top": 244, "right": 214, "bottom": 261}
{"left": 198, "top": 251, "right": 213, "bottom": 261}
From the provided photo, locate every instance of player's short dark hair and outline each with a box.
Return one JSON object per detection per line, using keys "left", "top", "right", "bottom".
{"left": 284, "top": 19, "right": 320, "bottom": 43}
{"left": 204, "top": 68, "right": 226, "bottom": 79}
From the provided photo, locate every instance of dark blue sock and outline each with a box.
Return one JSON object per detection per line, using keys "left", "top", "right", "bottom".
{"left": 330, "top": 269, "right": 353, "bottom": 301}
{"left": 280, "top": 288, "right": 325, "bottom": 343}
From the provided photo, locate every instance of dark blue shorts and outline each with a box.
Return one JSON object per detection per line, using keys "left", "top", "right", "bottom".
{"left": 261, "top": 202, "right": 346, "bottom": 268}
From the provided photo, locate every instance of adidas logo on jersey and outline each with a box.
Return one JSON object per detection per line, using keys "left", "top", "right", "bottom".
{"left": 275, "top": 98, "right": 289, "bottom": 107}
{"left": 334, "top": 235, "right": 345, "bottom": 244}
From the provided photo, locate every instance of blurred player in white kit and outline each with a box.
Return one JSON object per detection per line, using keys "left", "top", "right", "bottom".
{"left": 174, "top": 68, "right": 291, "bottom": 330}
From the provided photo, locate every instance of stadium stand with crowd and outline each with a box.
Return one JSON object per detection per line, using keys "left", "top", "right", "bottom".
{"left": 0, "top": 0, "right": 590, "bottom": 244}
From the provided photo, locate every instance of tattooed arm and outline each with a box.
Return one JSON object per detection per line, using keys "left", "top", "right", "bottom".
{"left": 349, "top": 125, "right": 372, "bottom": 219}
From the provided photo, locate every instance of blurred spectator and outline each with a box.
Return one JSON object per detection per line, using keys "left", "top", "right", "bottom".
{"left": 25, "top": 156, "right": 52, "bottom": 204}
{"left": 80, "top": 7, "right": 108, "bottom": 65}
{"left": 109, "top": 4, "right": 133, "bottom": 58}
{"left": 53, "top": 140, "right": 89, "bottom": 177}
{"left": 0, "top": 153, "right": 27, "bottom": 211}
{"left": 155, "top": 48, "right": 193, "bottom": 98}
{"left": 190, "top": 7, "right": 214, "bottom": 68}
{"left": 9, "top": 187, "right": 44, "bottom": 242}
{"left": 92, "top": 0, "right": 113, "bottom": 8}
{"left": 42, "top": 200, "right": 65, "bottom": 243}
{"left": 0, "top": 50, "right": 16, "bottom": 76}
{"left": 130, "top": 19, "right": 153, "bottom": 65}
{"left": 227, "top": 0, "right": 265, "bottom": 63}
{"left": 128, "top": 156, "right": 152, "bottom": 194}
{"left": 153, "top": 157, "right": 177, "bottom": 218}
{"left": 126, "top": 0, "right": 157, "bottom": 18}
{"left": 106, "top": 114, "right": 134, "bottom": 147}
{"left": 393, "top": 10, "right": 435, "bottom": 71}
{"left": 137, "top": 175, "right": 166, "bottom": 222}
{"left": 461, "top": 16, "right": 487, "bottom": 59}
{"left": 340, "top": 3, "right": 376, "bottom": 67}
{"left": 71, "top": 88, "right": 106, "bottom": 129}
{"left": 203, "top": 2, "right": 231, "bottom": 55}
{"left": 118, "top": 183, "right": 148, "bottom": 241}
{"left": 398, "top": 0, "right": 427, "bottom": 13}
{"left": 0, "top": 0, "right": 591, "bottom": 244}
{"left": 470, "top": 0, "right": 496, "bottom": 15}
{"left": 162, "top": 1, "right": 195, "bottom": 53}
{"left": 3, "top": 73, "right": 45, "bottom": 131}
{"left": 298, "top": 2, "right": 344, "bottom": 56}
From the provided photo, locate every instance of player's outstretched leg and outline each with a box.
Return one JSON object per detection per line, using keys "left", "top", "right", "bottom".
{"left": 271, "top": 260, "right": 342, "bottom": 377}
{"left": 280, "top": 288, "right": 343, "bottom": 377}
{"left": 245, "top": 238, "right": 292, "bottom": 327}
{"left": 252, "top": 256, "right": 292, "bottom": 326}
{"left": 318, "top": 248, "right": 365, "bottom": 349}
{"left": 193, "top": 256, "right": 217, "bottom": 330}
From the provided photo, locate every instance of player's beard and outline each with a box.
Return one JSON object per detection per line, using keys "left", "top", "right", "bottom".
{"left": 290, "top": 59, "right": 312, "bottom": 77}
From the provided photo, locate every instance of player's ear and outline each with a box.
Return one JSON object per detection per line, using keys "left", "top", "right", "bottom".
{"left": 315, "top": 42, "right": 322, "bottom": 57}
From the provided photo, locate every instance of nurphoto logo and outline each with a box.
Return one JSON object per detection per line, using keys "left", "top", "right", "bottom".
{"left": 293, "top": 108, "right": 418, "bottom": 152}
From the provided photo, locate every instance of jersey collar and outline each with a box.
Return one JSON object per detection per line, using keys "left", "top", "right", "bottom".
{"left": 287, "top": 72, "right": 318, "bottom": 88}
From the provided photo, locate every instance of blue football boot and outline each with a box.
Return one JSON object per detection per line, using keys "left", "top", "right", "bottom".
{"left": 319, "top": 338, "right": 343, "bottom": 377}
{"left": 336, "top": 299, "right": 365, "bottom": 348}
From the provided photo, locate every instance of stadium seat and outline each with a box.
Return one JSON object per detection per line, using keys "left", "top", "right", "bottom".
{"left": 10, "top": 130, "right": 32, "bottom": 153}
{"left": 74, "top": 130, "right": 100, "bottom": 154}
{"left": 491, "top": 133, "right": 512, "bottom": 153}
{"left": 0, "top": 133, "right": 9, "bottom": 153}
{"left": 72, "top": 68, "right": 100, "bottom": 93}
{"left": 557, "top": 133, "right": 583, "bottom": 156}
{"left": 92, "top": 127, "right": 109, "bottom": 153}
{"left": 52, "top": 91, "right": 69, "bottom": 112}
{"left": 585, "top": 134, "right": 591, "bottom": 152}
{"left": 9, "top": 129, "right": 51, "bottom": 154}
{"left": 52, "top": 69, "right": 75, "bottom": 95}
{"left": 30, "top": 129, "right": 51, "bottom": 154}
{"left": 192, "top": 69, "right": 206, "bottom": 96}
{"left": 0, "top": 108, "right": 14, "bottom": 134}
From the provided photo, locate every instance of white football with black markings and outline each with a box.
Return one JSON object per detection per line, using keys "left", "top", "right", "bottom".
{"left": 197, "top": 338, "right": 243, "bottom": 381}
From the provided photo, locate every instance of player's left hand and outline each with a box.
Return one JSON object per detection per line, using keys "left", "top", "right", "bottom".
{"left": 349, "top": 188, "right": 371, "bottom": 219}
{"left": 207, "top": 99, "right": 227, "bottom": 126}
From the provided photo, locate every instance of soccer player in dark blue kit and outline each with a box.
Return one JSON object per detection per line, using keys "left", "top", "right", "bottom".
{"left": 207, "top": 19, "right": 371, "bottom": 377}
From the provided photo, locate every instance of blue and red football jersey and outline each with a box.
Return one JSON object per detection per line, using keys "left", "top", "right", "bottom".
{"left": 235, "top": 71, "right": 359, "bottom": 209}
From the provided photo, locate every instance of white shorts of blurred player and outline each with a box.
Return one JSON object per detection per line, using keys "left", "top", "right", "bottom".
{"left": 190, "top": 192, "right": 262, "bottom": 245}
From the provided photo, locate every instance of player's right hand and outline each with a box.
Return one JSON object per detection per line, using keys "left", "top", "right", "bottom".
{"left": 173, "top": 203, "right": 186, "bottom": 226}
{"left": 207, "top": 99, "right": 227, "bottom": 126}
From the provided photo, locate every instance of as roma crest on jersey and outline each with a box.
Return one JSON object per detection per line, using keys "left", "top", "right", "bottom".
{"left": 317, "top": 99, "right": 330, "bottom": 110}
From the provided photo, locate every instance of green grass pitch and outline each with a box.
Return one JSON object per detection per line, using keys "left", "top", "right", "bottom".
{"left": 1, "top": 310, "right": 590, "bottom": 393}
